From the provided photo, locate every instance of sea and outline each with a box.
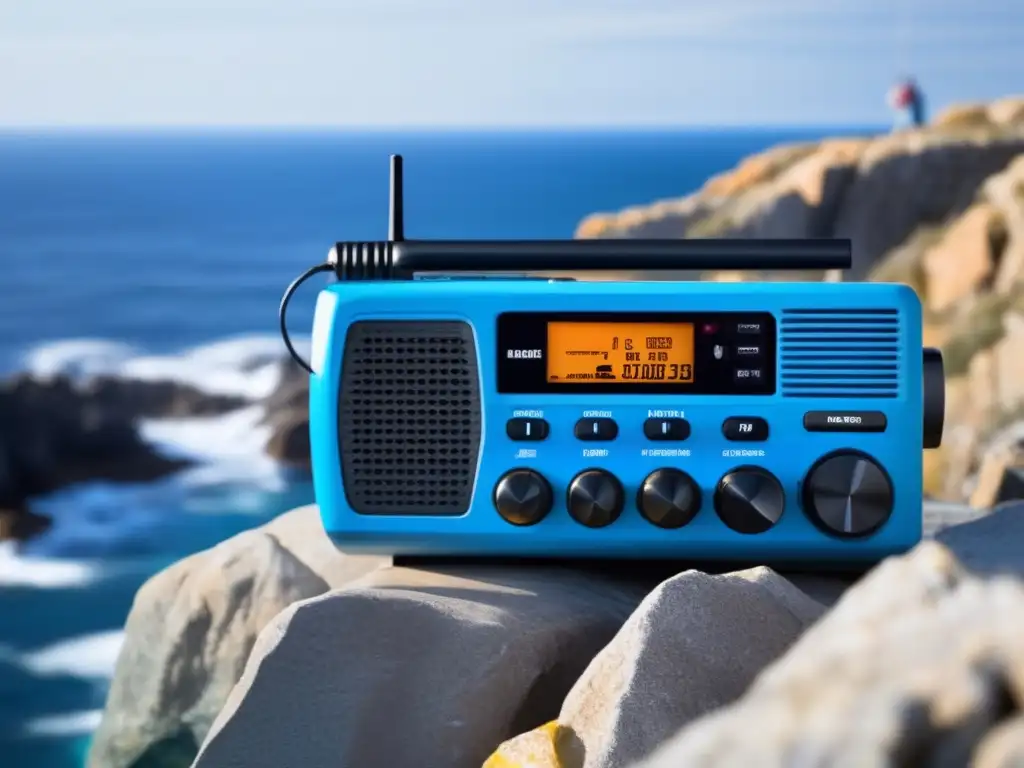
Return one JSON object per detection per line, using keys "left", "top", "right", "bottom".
{"left": 0, "top": 126, "right": 873, "bottom": 768}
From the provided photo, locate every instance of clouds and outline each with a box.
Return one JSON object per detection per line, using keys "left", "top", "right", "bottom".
{"left": 0, "top": 0, "right": 1019, "bottom": 127}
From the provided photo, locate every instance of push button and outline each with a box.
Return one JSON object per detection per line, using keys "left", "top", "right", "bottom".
{"left": 722, "top": 416, "right": 769, "bottom": 441}
{"left": 643, "top": 418, "right": 691, "bottom": 441}
{"left": 574, "top": 417, "right": 618, "bottom": 441}
{"left": 804, "top": 411, "right": 887, "bottom": 433}
{"left": 506, "top": 417, "right": 549, "bottom": 441}
{"left": 735, "top": 322, "right": 763, "bottom": 335}
{"left": 734, "top": 344, "right": 762, "bottom": 358}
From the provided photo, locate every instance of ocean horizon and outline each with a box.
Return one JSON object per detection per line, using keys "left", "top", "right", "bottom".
{"left": 0, "top": 125, "right": 876, "bottom": 768}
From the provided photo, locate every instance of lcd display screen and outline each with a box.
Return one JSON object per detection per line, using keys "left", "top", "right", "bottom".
{"left": 545, "top": 321, "right": 695, "bottom": 384}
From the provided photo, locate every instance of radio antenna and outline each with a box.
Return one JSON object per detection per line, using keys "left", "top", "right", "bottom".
{"left": 388, "top": 154, "right": 404, "bottom": 242}
{"left": 328, "top": 155, "right": 853, "bottom": 280}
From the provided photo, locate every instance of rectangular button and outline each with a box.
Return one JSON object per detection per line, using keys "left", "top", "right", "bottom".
{"left": 736, "top": 322, "right": 762, "bottom": 334}
{"left": 643, "top": 417, "right": 691, "bottom": 441}
{"left": 803, "top": 411, "right": 887, "bottom": 433}
{"left": 506, "top": 417, "right": 549, "bottom": 441}
{"left": 734, "top": 345, "right": 762, "bottom": 357}
{"left": 722, "top": 417, "right": 769, "bottom": 441}
{"left": 574, "top": 417, "right": 618, "bottom": 441}
{"left": 733, "top": 367, "right": 764, "bottom": 384}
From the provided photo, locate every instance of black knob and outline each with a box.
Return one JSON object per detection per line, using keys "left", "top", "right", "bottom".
{"left": 637, "top": 468, "right": 702, "bottom": 529}
{"left": 493, "top": 469, "right": 553, "bottom": 526}
{"left": 923, "top": 348, "right": 945, "bottom": 449}
{"left": 714, "top": 466, "right": 785, "bottom": 534}
{"left": 567, "top": 469, "right": 624, "bottom": 528}
{"left": 802, "top": 450, "right": 894, "bottom": 538}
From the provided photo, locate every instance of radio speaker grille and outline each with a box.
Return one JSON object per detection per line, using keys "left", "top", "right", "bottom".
{"left": 339, "top": 321, "right": 482, "bottom": 515}
{"left": 780, "top": 309, "right": 901, "bottom": 398}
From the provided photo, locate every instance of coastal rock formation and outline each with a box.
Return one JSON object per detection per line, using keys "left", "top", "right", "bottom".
{"left": 88, "top": 501, "right": 989, "bottom": 768}
{"left": 260, "top": 360, "right": 311, "bottom": 469}
{"left": 576, "top": 97, "right": 1024, "bottom": 283}
{"left": 86, "top": 505, "right": 387, "bottom": 768}
{"left": 0, "top": 374, "right": 211, "bottom": 543}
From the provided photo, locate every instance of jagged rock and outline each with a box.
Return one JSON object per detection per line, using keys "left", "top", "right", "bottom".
{"left": 936, "top": 500, "right": 1024, "bottom": 578}
{"left": 260, "top": 360, "right": 310, "bottom": 469}
{"left": 0, "top": 505, "right": 51, "bottom": 542}
{"left": 87, "top": 506, "right": 387, "bottom": 768}
{"left": 486, "top": 567, "right": 834, "bottom": 768}
{"left": 630, "top": 505, "right": 1024, "bottom": 767}
{"left": 577, "top": 127, "right": 1024, "bottom": 281}
{"left": 920, "top": 201, "right": 1004, "bottom": 312}
{"left": 969, "top": 445, "right": 1024, "bottom": 509}
{"left": 190, "top": 565, "right": 651, "bottom": 768}
{"left": 0, "top": 374, "right": 199, "bottom": 542}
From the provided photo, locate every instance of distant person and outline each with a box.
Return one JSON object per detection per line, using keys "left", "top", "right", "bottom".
{"left": 888, "top": 78, "right": 926, "bottom": 131}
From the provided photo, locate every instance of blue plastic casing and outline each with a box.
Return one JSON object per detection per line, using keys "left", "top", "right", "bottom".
{"left": 309, "top": 279, "right": 924, "bottom": 565}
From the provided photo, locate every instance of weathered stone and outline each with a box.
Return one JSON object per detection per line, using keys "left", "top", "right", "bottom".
{"left": 190, "top": 566, "right": 650, "bottom": 768}
{"left": 87, "top": 506, "right": 386, "bottom": 768}
{"left": 487, "top": 567, "right": 832, "bottom": 768}
{"left": 936, "top": 500, "right": 1024, "bottom": 578}
{"left": 921, "top": 202, "right": 1002, "bottom": 312}
{"left": 633, "top": 539, "right": 1024, "bottom": 767}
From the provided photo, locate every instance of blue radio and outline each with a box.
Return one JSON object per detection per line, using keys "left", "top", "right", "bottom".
{"left": 279, "top": 156, "right": 945, "bottom": 567}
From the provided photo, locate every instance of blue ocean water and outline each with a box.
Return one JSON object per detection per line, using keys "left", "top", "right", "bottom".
{"left": 0, "top": 127, "right": 865, "bottom": 768}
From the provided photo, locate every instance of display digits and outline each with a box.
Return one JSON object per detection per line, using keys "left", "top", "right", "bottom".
{"left": 621, "top": 362, "right": 693, "bottom": 381}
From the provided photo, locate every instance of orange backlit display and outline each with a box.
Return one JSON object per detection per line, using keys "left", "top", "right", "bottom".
{"left": 546, "top": 322, "right": 695, "bottom": 384}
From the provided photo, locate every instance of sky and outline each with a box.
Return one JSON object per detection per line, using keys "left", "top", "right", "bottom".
{"left": 0, "top": 0, "right": 1020, "bottom": 128}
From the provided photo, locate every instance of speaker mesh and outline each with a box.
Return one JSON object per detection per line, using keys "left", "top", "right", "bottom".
{"left": 339, "top": 321, "right": 482, "bottom": 515}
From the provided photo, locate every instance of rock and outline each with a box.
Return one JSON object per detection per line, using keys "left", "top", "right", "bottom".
{"left": 75, "top": 375, "right": 249, "bottom": 420}
{"left": 632, "top": 532, "right": 1024, "bottom": 767}
{"left": 969, "top": 446, "right": 1024, "bottom": 509}
{"left": 487, "top": 567, "right": 833, "bottom": 768}
{"left": 87, "top": 506, "right": 388, "bottom": 768}
{"left": 576, "top": 126, "right": 1024, "bottom": 282}
{"left": 920, "top": 202, "right": 1004, "bottom": 313}
{"left": 0, "top": 374, "right": 198, "bottom": 543}
{"left": 936, "top": 500, "right": 1024, "bottom": 578}
{"left": 190, "top": 564, "right": 650, "bottom": 768}
{"left": 0, "top": 504, "right": 51, "bottom": 542}
{"left": 0, "top": 371, "right": 260, "bottom": 542}
{"left": 260, "top": 361, "right": 310, "bottom": 469}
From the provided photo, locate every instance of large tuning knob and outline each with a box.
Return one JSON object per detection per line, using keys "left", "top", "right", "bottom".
{"left": 802, "top": 450, "right": 894, "bottom": 538}
{"left": 638, "top": 468, "right": 701, "bottom": 529}
{"left": 714, "top": 466, "right": 785, "bottom": 534}
{"left": 567, "top": 469, "right": 624, "bottom": 528}
{"left": 493, "top": 469, "right": 553, "bottom": 526}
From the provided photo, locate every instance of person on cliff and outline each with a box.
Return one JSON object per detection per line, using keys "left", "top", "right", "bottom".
{"left": 888, "top": 78, "right": 926, "bottom": 130}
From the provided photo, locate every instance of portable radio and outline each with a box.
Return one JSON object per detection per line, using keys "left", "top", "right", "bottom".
{"left": 279, "top": 155, "right": 945, "bottom": 567}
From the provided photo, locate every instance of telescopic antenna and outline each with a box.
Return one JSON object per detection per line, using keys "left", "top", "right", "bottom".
{"left": 327, "top": 155, "right": 853, "bottom": 279}
{"left": 388, "top": 154, "right": 404, "bottom": 242}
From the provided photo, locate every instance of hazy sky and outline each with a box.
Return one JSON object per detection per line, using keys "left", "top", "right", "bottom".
{"left": 0, "top": 0, "right": 1020, "bottom": 128}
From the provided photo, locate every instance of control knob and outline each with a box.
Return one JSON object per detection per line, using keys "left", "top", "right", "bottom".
{"left": 802, "top": 450, "right": 894, "bottom": 538}
{"left": 638, "top": 468, "right": 702, "bottom": 529}
{"left": 493, "top": 469, "right": 553, "bottom": 526}
{"left": 567, "top": 469, "right": 624, "bottom": 528}
{"left": 714, "top": 466, "right": 785, "bottom": 534}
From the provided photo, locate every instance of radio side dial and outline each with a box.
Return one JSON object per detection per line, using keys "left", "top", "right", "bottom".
{"left": 493, "top": 469, "right": 554, "bottom": 526}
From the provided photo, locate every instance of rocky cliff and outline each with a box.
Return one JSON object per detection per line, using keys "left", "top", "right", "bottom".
{"left": 577, "top": 97, "right": 1024, "bottom": 508}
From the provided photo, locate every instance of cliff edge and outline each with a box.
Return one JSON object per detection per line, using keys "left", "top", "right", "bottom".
{"left": 576, "top": 97, "right": 1024, "bottom": 506}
